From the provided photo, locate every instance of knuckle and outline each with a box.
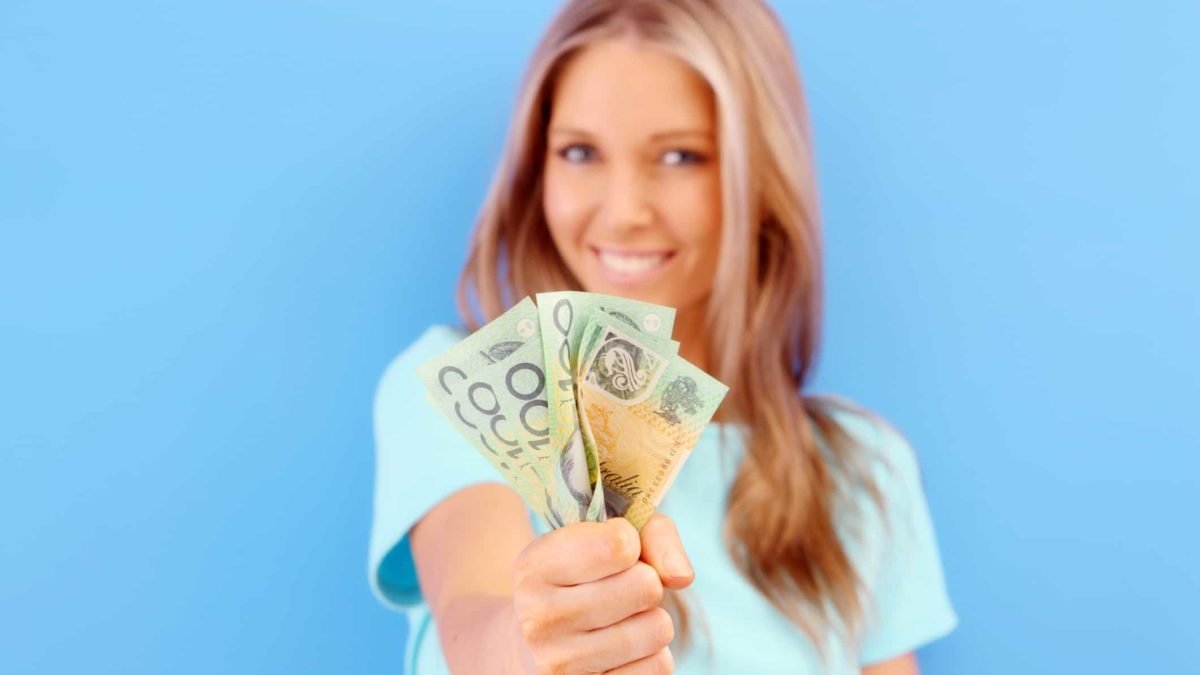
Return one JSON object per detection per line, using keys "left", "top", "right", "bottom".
{"left": 631, "top": 563, "right": 664, "bottom": 609}
{"left": 649, "top": 607, "right": 675, "bottom": 648}
{"left": 650, "top": 647, "right": 675, "bottom": 675}
{"left": 524, "top": 609, "right": 573, "bottom": 645}
{"left": 516, "top": 604, "right": 565, "bottom": 647}
{"left": 645, "top": 513, "right": 672, "bottom": 535}
{"left": 607, "top": 519, "right": 641, "bottom": 567}
{"left": 517, "top": 614, "right": 544, "bottom": 644}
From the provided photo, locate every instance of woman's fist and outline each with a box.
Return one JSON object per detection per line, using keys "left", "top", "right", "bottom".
{"left": 512, "top": 515, "right": 692, "bottom": 674}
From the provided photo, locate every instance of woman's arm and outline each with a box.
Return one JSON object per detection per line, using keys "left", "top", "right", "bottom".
{"left": 863, "top": 652, "right": 918, "bottom": 675}
{"left": 410, "top": 483, "right": 537, "bottom": 674}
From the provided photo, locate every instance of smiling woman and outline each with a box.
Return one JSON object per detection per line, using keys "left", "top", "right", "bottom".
{"left": 369, "top": 1, "right": 957, "bottom": 673}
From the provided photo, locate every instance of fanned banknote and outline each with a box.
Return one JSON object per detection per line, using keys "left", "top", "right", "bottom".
{"left": 416, "top": 293, "right": 726, "bottom": 530}
{"left": 454, "top": 338, "right": 595, "bottom": 528}
{"left": 414, "top": 298, "right": 554, "bottom": 522}
{"left": 576, "top": 314, "right": 728, "bottom": 527}
{"left": 574, "top": 311, "right": 680, "bottom": 490}
{"left": 535, "top": 292, "right": 678, "bottom": 517}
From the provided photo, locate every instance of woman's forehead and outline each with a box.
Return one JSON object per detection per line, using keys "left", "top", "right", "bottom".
{"left": 549, "top": 40, "right": 715, "bottom": 139}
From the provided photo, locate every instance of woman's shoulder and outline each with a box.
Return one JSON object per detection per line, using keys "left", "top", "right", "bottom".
{"left": 812, "top": 395, "right": 926, "bottom": 495}
{"left": 816, "top": 398, "right": 959, "bottom": 657}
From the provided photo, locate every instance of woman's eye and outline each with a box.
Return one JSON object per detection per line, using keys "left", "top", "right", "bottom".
{"left": 558, "top": 144, "right": 595, "bottom": 163}
{"left": 662, "top": 149, "right": 707, "bottom": 166}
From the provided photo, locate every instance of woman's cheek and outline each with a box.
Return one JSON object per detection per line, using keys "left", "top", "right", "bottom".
{"left": 670, "top": 187, "right": 722, "bottom": 301}
{"left": 671, "top": 192, "right": 722, "bottom": 254}
{"left": 544, "top": 186, "right": 590, "bottom": 281}
{"left": 544, "top": 186, "right": 579, "bottom": 247}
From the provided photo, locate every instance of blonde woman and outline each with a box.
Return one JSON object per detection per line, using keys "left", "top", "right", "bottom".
{"left": 369, "top": 0, "right": 957, "bottom": 672}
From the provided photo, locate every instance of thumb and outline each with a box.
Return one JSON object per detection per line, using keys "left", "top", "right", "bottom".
{"left": 638, "top": 513, "right": 694, "bottom": 590}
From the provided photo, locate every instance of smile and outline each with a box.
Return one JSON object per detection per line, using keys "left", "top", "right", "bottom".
{"left": 591, "top": 246, "right": 676, "bottom": 283}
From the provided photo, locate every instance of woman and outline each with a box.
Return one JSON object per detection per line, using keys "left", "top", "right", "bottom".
{"left": 370, "top": 0, "right": 957, "bottom": 672}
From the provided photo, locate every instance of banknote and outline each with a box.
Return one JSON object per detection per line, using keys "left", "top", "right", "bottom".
{"left": 577, "top": 311, "right": 679, "bottom": 378}
{"left": 576, "top": 315, "right": 729, "bottom": 528}
{"left": 453, "top": 339, "right": 596, "bottom": 528}
{"left": 416, "top": 297, "right": 540, "bottom": 397}
{"left": 535, "top": 292, "right": 678, "bottom": 521}
{"left": 575, "top": 312, "right": 679, "bottom": 480}
{"left": 414, "top": 298, "right": 549, "bottom": 512}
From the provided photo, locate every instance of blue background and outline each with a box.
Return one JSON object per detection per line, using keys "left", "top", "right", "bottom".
{"left": 2, "top": 1, "right": 1196, "bottom": 673}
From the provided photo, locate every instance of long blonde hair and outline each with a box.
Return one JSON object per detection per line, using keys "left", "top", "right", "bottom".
{"left": 458, "top": 0, "right": 884, "bottom": 654}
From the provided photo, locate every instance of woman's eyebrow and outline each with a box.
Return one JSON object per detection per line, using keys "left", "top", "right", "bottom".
{"left": 648, "top": 129, "right": 714, "bottom": 141}
{"left": 547, "top": 126, "right": 594, "bottom": 138}
{"left": 547, "top": 126, "right": 714, "bottom": 141}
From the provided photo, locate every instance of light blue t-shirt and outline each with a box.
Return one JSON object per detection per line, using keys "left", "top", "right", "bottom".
{"left": 369, "top": 325, "right": 958, "bottom": 674}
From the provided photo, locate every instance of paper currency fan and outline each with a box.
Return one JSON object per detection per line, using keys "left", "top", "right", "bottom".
{"left": 417, "top": 292, "right": 729, "bottom": 530}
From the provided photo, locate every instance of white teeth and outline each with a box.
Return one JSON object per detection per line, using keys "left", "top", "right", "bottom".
{"left": 597, "top": 251, "right": 669, "bottom": 274}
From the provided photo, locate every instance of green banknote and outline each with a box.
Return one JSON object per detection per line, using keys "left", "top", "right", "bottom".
{"left": 577, "top": 311, "right": 679, "bottom": 379}
{"left": 452, "top": 338, "right": 597, "bottom": 528}
{"left": 415, "top": 298, "right": 551, "bottom": 518}
{"left": 575, "top": 314, "right": 729, "bottom": 528}
{"left": 535, "top": 292, "right": 678, "bottom": 522}
{"left": 575, "top": 311, "right": 679, "bottom": 482}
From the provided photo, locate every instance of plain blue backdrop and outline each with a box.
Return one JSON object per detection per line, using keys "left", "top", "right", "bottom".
{"left": 1, "top": 1, "right": 1196, "bottom": 673}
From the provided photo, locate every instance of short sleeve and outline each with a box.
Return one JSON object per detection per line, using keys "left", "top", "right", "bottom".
{"left": 367, "top": 325, "right": 502, "bottom": 611}
{"left": 856, "top": 419, "right": 959, "bottom": 664}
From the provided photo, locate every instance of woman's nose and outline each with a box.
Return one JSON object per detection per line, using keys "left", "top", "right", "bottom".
{"left": 599, "top": 163, "right": 655, "bottom": 235}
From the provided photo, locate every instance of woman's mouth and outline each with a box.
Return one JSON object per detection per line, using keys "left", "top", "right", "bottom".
{"left": 591, "top": 246, "right": 676, "bottom": 284}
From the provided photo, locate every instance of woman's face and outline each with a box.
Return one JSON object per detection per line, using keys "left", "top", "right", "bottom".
{"left": 543, "top": 39, "right": 722, "bottom": 312}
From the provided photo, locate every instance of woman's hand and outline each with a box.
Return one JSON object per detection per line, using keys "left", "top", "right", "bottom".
{"left": 512, "top": 514, "right": 694, "bottom": 674}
